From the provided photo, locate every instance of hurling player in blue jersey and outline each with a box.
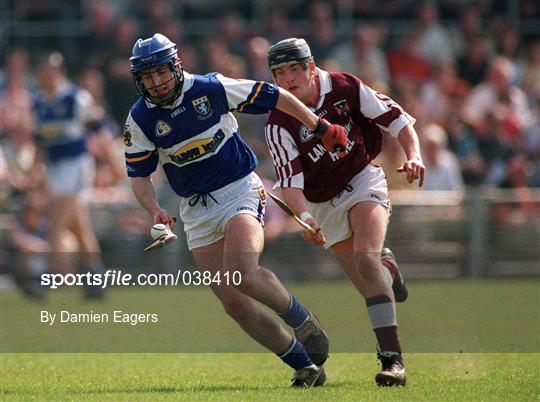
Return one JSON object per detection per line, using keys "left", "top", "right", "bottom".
{"left": 33, "top": 52, "right": 120, "bottom": 298}
{"left": 124, "top": 33, "right": 348, "bottom": 388}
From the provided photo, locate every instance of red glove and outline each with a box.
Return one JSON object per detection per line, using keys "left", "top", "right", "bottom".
{"left": 313, "top": 118, "right": 348, "bottom": 157}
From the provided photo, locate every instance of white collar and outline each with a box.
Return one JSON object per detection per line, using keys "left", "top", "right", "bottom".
{"left": 144, "top": 71, "right": 195, "bottom": 109}
{"left": 312, "top": 68, "right": 332, "bottom": 111}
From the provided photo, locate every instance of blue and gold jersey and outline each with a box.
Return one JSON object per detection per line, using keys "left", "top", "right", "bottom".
{"left": 124, "top": 72, "right": 279, "bottom": 197}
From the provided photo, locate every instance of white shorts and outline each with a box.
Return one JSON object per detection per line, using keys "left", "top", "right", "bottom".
{"left": 179, "top": 172, "right": 266, "bottom": 250}
{"left": 47, "top": 154, "right": 94, "bottom": 196}
{"left": 308, "top": 165, "right": 391, "bottom": 249}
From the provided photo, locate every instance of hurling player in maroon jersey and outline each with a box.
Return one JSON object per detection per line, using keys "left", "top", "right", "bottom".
{"left": 265, "top": 38, "right": 425, "bottom": 387}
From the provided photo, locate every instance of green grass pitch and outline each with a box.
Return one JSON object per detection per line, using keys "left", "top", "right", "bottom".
{"left": 1, "top": 279, "right": 539, "bottom": 401}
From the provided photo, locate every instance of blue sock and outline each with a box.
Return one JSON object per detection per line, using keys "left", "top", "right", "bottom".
{"left": 277, "top": 294, "right": 309, "bottom": 329}
{"left": 278, "top": 338, "right": 313, "bottom": 370}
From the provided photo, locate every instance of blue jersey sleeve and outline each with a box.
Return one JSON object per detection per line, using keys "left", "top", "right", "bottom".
{"left": 215, "top": 74, "right": 279, "bottom": 115}
{"left": 123, "top": 111, "right": 159, "bottom": 178}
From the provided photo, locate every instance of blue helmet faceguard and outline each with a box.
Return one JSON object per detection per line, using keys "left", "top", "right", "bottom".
{"left": 130, "top": 33, "right": 184, "bottom": 106}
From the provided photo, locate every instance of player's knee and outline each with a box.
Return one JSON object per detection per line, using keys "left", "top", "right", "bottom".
{"left": 233, "top": 269, "right": 257, "bottom": 295}
{"left": 355, "top": 252, "right": 381, "bottom": 281}
{"left": 222, "top": 299, "right": 252, "bottom": 322}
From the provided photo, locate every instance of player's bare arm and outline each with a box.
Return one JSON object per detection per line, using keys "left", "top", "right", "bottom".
{"left": 275, "top": 88, "right": 318, "bottom": 131}
{"left": 397, "top": 124, "right": 425, "bottom": 187}
{"left": 130, "top": 176, "right": 175, "bottom": 229}
{"left": 281, "top": 187, "right": 326, "bottom": 246}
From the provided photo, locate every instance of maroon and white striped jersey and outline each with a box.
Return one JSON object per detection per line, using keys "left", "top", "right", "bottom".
{"left": 265, "top": 69, "right": 415, "bottom": 202}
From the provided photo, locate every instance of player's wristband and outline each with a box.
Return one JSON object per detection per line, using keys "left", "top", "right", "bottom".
{"left": 312, "top": 118, "right": 329, "bottom": 138}
{"left": 300, "top": 211, "right": 313, "bottom": 222}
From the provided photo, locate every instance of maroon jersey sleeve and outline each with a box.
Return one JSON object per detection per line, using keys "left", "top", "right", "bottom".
{"left": 356, "top": 78, "right": 415, "bottom": 136}
{"left": 264, "top": 120, "right": 304, "bottom": 188}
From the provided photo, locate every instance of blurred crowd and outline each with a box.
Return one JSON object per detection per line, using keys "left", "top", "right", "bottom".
{"left": 0, "top": 0, "right": 539, "bottom": 295}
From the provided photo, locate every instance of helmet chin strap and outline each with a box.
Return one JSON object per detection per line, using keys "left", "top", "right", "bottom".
{"left": 147, "top": 76, "right": 176, "bottom": 105}
{"left": 138, "top": 61, "right": 184, "bottom": 106}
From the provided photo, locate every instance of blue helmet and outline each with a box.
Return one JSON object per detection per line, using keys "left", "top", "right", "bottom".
{"left": 130, "top": 33, "right": 184, "bottom": 106}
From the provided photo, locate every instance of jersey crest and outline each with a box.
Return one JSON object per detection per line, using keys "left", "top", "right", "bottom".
{"left": 123, "top": 125, "right": 132, "bottom": 146}
{"left": 192, "top": 95, "right": 213, "bottom": 119}
{"left": 155, "top": 120, "right": 172, "bottom": 137}
{"left": 299, "top": 124, "right": 315, "bottom": 142}
{"left": 333, "top": 99, "right": 351, "bottom": 117}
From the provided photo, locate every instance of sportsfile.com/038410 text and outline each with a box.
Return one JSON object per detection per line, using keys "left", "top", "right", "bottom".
{"left": 40, "top": 269, "right": 242, "bottom": 289}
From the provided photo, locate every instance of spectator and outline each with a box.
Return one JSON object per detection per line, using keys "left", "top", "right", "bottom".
{"left": 457, "top": 35, "right": 491, "bottom": 86}
{"left": 78, "top": 68, "right": 125, "bottom": 193}
{"left": 218, "top": 13, "right": 246, "bottom": 57}
{"left": 496, "top": 24, "right": 524, "bottom": 83}
{"left": 414, "top": 1, "right": 454, "bottom": 64}
{"left": 0, "top": 118, "right": 44, "bottom": 198}
{"left": 445, "top": 111, "right": 486, "bottom": 186}
{"left": 477, "top": 108, "right": 517, "bottom": 187}
{"left": 201, "top": 37, "right": 246, "bottom": 78}
{"left": 0, "top": 69, "right": 33, "bottom": 139}
{"left": 265, "top": 8, "right": 298, "bottom": 45}
{"left": 245, "top": 36, "right": 272, "bottom": 81}
{"left": 521, "top": 41, "right": 540, "bottom": 102}
{"left": 330, "top": 25, "right": 390, "bottom": 89}
{"left": 140, "top": 0, "right": 178, "bottom": 39}
{"left": 307, "top": 1, "right": 338, "bottom": 61}
{"left": 7, "top": 192, "right": 52, "bottom": 299}
{"left": 419, "top": 60, "right": 469, "bottom": 126}
{"left": 420, "top": 124, "right": 464, "bottom": 191}
{"left": 0, "top": 48, "right": 33, "bottom": 91}
{"left": 160, "top": 19, "right": 184, "bottom": 47}
{"left": 462, "top": 56, "right": 531, "bottom": 139}
{"left": 105, "top": 16, "right": 139, "bottom": 125}
{"left": 81, "top": 0, "right": 117, "bottom": 71}
{"left": 392, "top": 81, "right": 428, "bottom": 130}
{"left": 78, "top": 68, "right": 120, "bottom": 136}
{"left": 450, "top": 5, "right": 484, "bottom": 58}
{"left": 0, "top": 71, "right": 45, "bottom": 197}
{"left": 200, "top": 36, "right": 229, "bottom": 73}
{"left": 522, "top": 98, "right": 540, "bottom": 187}
{"left": 387, "top": 29, "right": 431, "bottom": 86}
